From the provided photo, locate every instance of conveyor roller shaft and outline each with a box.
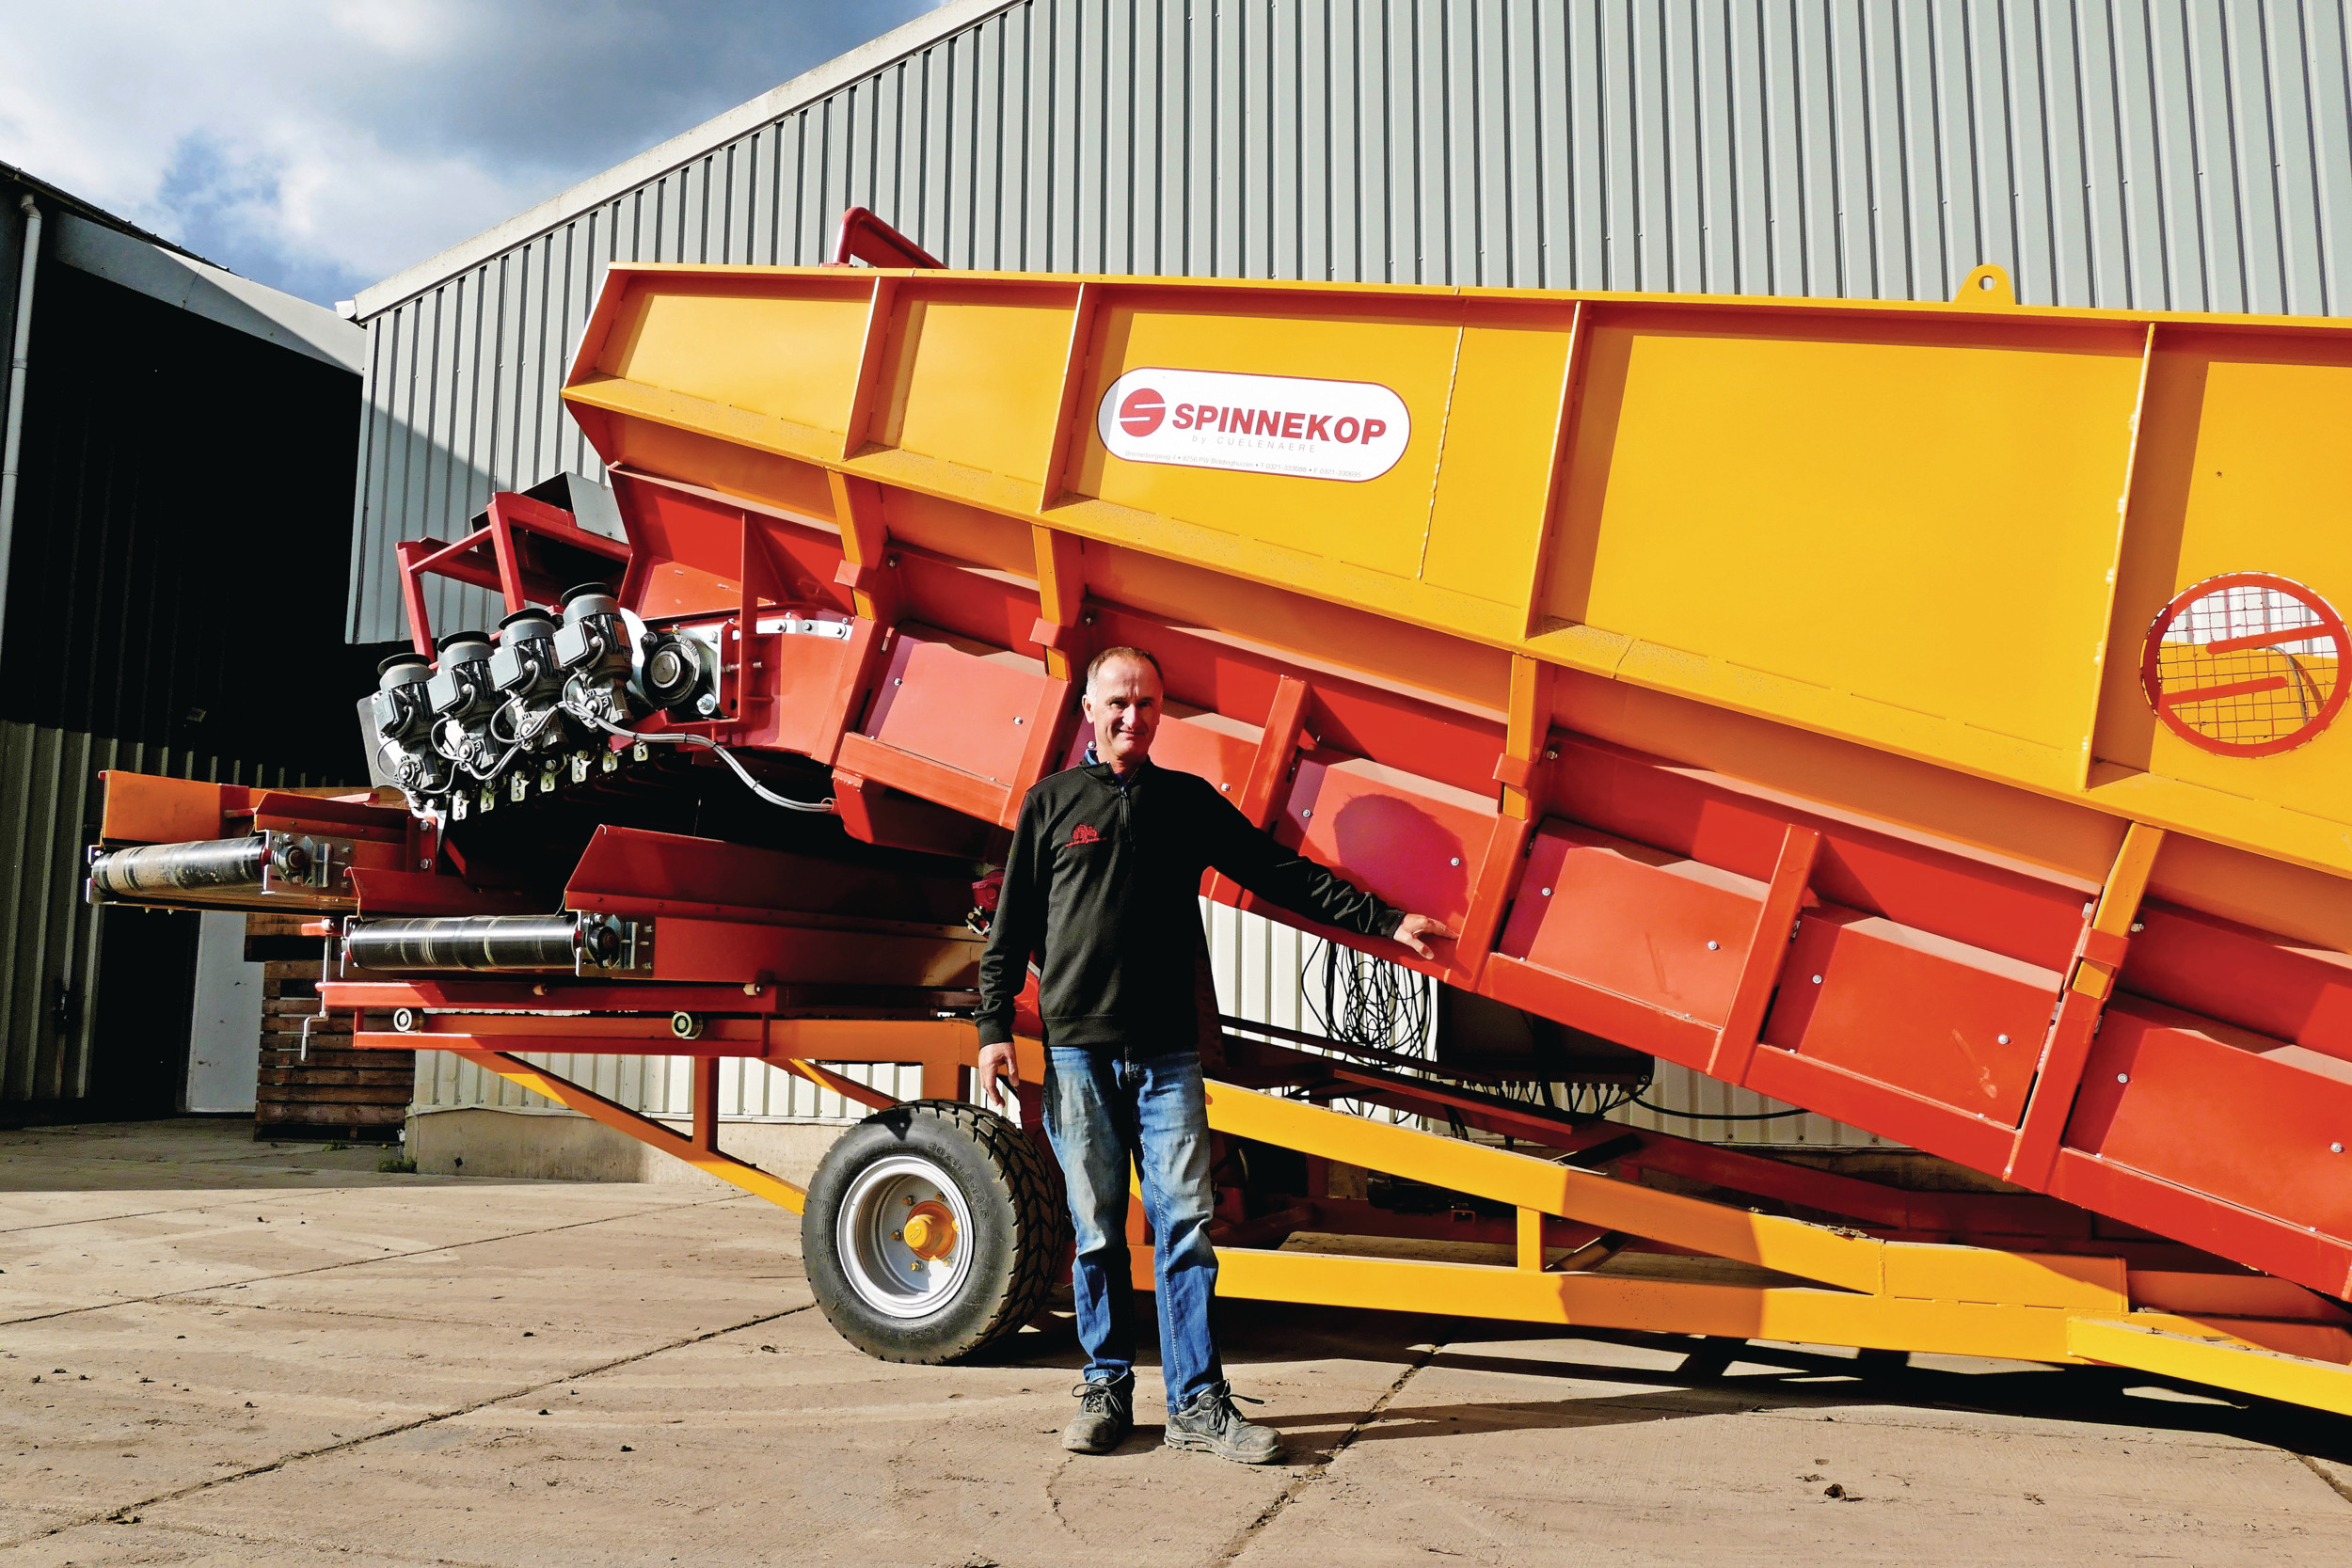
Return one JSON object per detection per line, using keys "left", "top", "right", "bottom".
{"left": 342, "top": 913, "right": 645, "bottom": 974}
{"left": 89, "top": 835, "right": 269, "bottom": 895}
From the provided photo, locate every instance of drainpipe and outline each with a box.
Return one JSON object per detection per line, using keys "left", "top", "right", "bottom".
{"left": 0, "top": 193, "right": 42, "bottom": 654}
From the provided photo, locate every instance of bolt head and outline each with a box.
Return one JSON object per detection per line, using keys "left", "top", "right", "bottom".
{"left": 2333, "top": 1143, "right": 2344, "bottom": 1155}
{"left": 1996, "top": 1034, "right": 2010, "bottom": 1045}
{"left": 1811, "top": 974, "right": 1823, "bottom": 984}
{"left": 2117, "top": 1072, "right": 2130, "bottom": 1084}
{"left": 1449, "top": 857, "right": 1461, "bottom": 867}
{"left": 1540, "top": 887, "right": 1552, "bottom": 897}
{"left": 1706, "top": 941, "right": 1720, "bottom": 951}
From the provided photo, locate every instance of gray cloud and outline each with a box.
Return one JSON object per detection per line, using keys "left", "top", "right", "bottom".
{"left": 0, "top": 1, "right": 943, "bottom": 304}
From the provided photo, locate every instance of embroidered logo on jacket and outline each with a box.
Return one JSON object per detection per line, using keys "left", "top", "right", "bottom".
{"left": 1067, "top": 824, "right": 1102, "bottom": 847}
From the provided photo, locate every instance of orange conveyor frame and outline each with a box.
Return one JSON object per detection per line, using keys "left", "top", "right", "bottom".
{"left": 188, "top": 251, "right": 2352, "bottom": 1412}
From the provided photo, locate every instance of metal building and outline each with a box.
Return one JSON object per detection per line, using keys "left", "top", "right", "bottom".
{"left": 0, "top": 163, "right": 369, "bottom": 1123}
{"left": 347, "top": 0, "right": 2352, "bottom": 1155}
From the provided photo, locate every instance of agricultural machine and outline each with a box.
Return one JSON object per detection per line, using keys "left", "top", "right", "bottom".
{"left": 86, "top": 213, "right": 2352, "bottom": 1411}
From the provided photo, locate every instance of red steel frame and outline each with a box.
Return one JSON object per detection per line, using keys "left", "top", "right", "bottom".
{"left": 306, "top": 449, "right": 2352, "bottom": 1320}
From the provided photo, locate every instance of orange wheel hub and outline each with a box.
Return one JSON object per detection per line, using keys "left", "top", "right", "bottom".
{"left": 900, "top": 1200, "right": 959, "bottom": 1260}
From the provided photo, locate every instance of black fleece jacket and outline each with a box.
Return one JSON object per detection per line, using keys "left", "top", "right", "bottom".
{"left": 976, "top": 759, "right": 1404, "bottom": 1053}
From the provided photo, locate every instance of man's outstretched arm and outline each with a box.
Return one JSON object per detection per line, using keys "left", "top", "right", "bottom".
{"left": 1200, "top": 786, "right": 1456, "bottom": 958}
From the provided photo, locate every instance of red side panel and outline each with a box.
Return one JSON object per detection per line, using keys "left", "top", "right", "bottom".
{"left": 1761, "top": 909, "right": 2057, "bottom": 1126}
{"left": 2068, "top": 998, "right": 2352, "bottom": 1245}
{"left": 1496, "top": 823, "right": 1758, "bottom": 1027}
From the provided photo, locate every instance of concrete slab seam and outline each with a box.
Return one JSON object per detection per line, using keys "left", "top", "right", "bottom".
{"left": 1210, "top": 1339, "right": 1446, "bottom": 1565}
{"left": 0, "top": 1186, "right": 350, "bottom": 1236}
{"left": 0, "top": 1191, "right": 755, "bottom": 1328}
{"left": 2298, "top": 1453, "right": 2352, "bottom": 1510}
{"left": 0, "top": 1300, "right": 817, "bottom": 1548}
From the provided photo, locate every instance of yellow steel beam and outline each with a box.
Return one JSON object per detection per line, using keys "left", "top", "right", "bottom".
{"left": 1204, "top": 1078, "right": 2127, "bottom": 1307}
{"left": 2067, "top": 1318, "right": 2352, "bottom": 1418}
{"left": 456, "top": 1049, "right": 805, "bottom": 1213}
{"left": 1213, "top": 1249, "right": 2088, "bottom": 1364}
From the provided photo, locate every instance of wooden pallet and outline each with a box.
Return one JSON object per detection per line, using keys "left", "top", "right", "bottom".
{"left": 246, "top": 923, "right": 411, "bottom": 1142}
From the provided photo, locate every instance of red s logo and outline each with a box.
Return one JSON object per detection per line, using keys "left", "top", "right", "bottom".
{"left": 1068, "top": 824, "right": 1101, "bottom": 846}
{"left": 1118, "top": 388, "right": 1165, "bottom": 437}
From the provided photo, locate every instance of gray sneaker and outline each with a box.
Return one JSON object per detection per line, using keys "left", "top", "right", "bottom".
{"left": 1163, "top": 1382, "right": 1282, "bottom": 1465}
{"left": 1061, "top": 1377, "right": 1134, "bottom": 1454}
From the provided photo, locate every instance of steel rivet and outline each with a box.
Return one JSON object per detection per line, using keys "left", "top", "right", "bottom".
{"left": 1544, "top": 749, "right": 1558, "bottom": 760}
{"left": 1706, "top": 941, "right": 1719, "bottom": 951}
{"left": 1996, "top": 1034, "right": 2010, "bottom": 1045}
{"left": 1540, "top": 887, "right": 1552, "bottom": 897}
{"left": 1219, "top": 783, "right": 1230, "bottom": 792}
{"left": 2117, "top": 1073, "right": 2130, "bottom": 1084}
{"left": 1301, "top": 808, "right": 1312, "bottom": 819}
{"left": 1811, "top": 974, "right": 1823, "bottom": 984}
{"left": 1449, "top": 857, "right": 1461, "bottom": 867}
{"left": 1013, "top": 716, "right": 1024, "bottom": 724}
{"left": 2332, "top": 1143, "right": 2344, "bottom": 1154}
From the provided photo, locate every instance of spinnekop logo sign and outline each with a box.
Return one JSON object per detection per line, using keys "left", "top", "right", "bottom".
{"left": 1095, "top": 368, "right": 1410, "bottom": 483}
{"left": 1117, "top": 388, "right": 1166, "bottom": 436}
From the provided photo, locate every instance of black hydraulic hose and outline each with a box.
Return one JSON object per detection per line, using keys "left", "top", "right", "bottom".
{"left": 1630, "top": 1094, "right": 1813, "bottom": 1122}
{"left": 563, "top": 701, "right": 834, "bottom": 813}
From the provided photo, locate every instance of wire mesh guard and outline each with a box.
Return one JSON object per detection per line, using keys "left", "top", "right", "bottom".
{"left": 2139, "top": 572, "right": 2347, "bottom": 757}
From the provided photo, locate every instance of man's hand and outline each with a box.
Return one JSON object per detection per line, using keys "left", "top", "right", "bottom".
{"left": 976, "top": 1040, "right": 1020, "bottom": 1110}
{"left": 1392, "top": 912, "right": 1457, "bottom": 960}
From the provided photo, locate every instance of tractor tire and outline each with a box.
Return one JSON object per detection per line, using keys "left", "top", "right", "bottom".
{"left": 803, "top": 1100, "right": 1068, "bottom": 1364}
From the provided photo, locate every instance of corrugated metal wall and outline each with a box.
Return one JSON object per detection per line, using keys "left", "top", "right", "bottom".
{"left": 349, "top": 0, "right": 2352, "bottom": 643}
{"left": 0, "top": 721, "right": 334, "bottom": 1112}
{"left": 382, "top": 0, "right": 2347, "bottom": 1148}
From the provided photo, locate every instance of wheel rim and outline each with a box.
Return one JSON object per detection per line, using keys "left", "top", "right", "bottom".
{"left": 834, "top": 1153, "right": 977, "bottom": 1320}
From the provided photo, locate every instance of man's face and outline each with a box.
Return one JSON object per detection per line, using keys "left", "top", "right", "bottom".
{"left": 1081, "top": 656, "right": 1162, "bottom": 772}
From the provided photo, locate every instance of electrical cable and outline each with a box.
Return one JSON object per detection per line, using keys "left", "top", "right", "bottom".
{"left": 564, "top": 702, "right": 836, "bottom": 813}
{"left": 1630, "top": 1094, "right": 1812, "bottom": 1122}
{"left": 1301, "top": 937, "right": 1430, "bottom": 1055}
{"left": 468, "top": 702, "right": 563, "bottom": 780}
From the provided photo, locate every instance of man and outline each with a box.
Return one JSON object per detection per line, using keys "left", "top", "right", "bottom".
{"left": 976, "top": 646, "right": 1454, "bottom": 1465}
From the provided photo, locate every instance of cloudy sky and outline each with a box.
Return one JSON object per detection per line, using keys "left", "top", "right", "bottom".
{"left": 0, "top": 1, "right": 943, "bottom": 306}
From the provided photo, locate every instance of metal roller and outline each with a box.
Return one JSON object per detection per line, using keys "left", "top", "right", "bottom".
{"left": 342, "top": 914, "right": 589, "bottom": 973}
{"left": 89, "top": 835, "right": 268, "bottom": 896}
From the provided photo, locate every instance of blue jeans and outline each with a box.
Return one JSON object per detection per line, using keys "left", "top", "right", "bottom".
{"left": 1041, "top": 1045, "right": 1222, "bottom": 1407}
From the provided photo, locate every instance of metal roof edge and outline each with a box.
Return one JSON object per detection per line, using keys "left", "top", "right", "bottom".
{"left": 351, "top": 0, "right": 1018, "bottom": 320}
{"left": 54, "top": 212, "right": 366, "bottom": 373}
{"left": 0, "top": 156, "right": 221, "bottom": 268}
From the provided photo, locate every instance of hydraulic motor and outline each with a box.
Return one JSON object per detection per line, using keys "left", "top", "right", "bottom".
{"left": 553, "top": 582, "right": 639, "bottom": 726}
{"left": 426, "top": 632, "right": 501, "bottom": 778}
{"left": 370, "top": 651, "right": 450, "bottom": 802}
{"left": 488, "top": 608, "right": 572, "bottom": 760}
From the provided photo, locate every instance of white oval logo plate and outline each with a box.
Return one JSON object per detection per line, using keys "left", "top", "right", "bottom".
{"left": 1095, "top": 368, "right": 1411, "bottom": 483}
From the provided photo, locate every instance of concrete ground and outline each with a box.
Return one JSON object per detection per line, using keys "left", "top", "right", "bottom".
{"left": 6, "top": 1120, "right": 2352, "bottom": 1567}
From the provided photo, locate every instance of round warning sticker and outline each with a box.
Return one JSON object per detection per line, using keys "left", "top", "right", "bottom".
{"left": 1094, "top": 367, "right": 1411, "bottom": 483}
{"left": 2139, "top": 572, "right": 2348, "bottom": 757}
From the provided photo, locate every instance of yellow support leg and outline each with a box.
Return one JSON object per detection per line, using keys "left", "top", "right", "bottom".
{"left": 458, "top": 1050, "right": 806, "bottom": 1213}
